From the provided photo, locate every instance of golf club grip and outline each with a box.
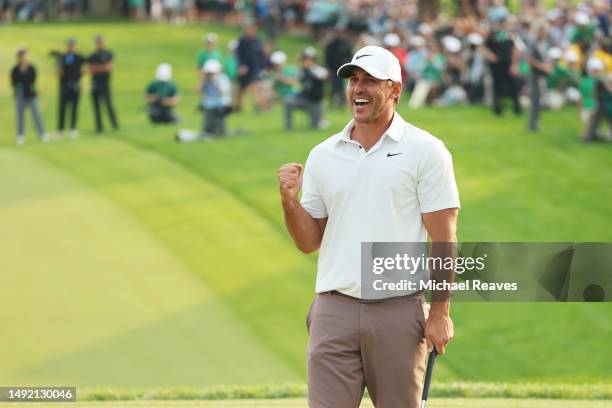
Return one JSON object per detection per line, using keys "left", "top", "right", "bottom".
{"left": 422, "top": 349, "right": 437, "bottom": 402}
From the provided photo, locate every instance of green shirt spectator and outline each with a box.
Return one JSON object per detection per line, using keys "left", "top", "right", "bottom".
{"left": 146, "top": 79, "right": 178, "bottom": 99}
{"left": 274, "top": 65, "right": 299, "bottom": 97}
{"left": 580, "top": 75, "right": 596, "bottom": 110}
{"left": 197, "top": 48, "right": 223, "bottom": 70}
{"left": 422, "top": 53, "right": 446, "bottom": 84}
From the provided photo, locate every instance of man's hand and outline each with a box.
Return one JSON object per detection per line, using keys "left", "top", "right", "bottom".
{"left": 277, "top": 163, "right": 303, "bottom": 204}
{"left": 424, "top": 307, "right": 454, "bottom": 355}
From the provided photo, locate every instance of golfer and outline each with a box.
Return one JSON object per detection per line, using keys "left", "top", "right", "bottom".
{"left": 277, "top": 46, "right": 460, "bottom": 408}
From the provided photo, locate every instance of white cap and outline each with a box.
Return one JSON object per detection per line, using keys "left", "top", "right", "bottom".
{"left": 443, "top": 36, "right": 462, "bottom": 53}
{"left": 410, "top": 35, "right": 425, "bottom": 47}
{"left": 467, "top": 33, "right": 483, "bottom": 45}
{"left": 547, "top": 47, "right": 563, "bottom": 60}
{"left": 575, "top": 11, "right": 589, "bottom": 25}
{"left": 270, "top": 51, "right": 287, "bottom": 65}
{"left": 204, "top": 32, "right": 218, "bottom": 43}
{"left": 155, "top": 63, "right": 172, "bottom": 81}
{"left": 383, "top": 33, "right": 400, "bottom": 47}
{"left": 337, "top": 45, "right": 402, "bottom": 84}
{"left": 418, "top": 23, "right": 432, "bottom": 35}
{"left": 302, "top": 46, "right": 317, "bottom": 59}
{"left": 565, "top": 50, "right": 579, "bottom": 62}
{"left": 203, "top": 59, "right": 222, "bottom": 74}
{"left": 228, "top": 39, "right": 238, "bottom": 51}
{"left": 586, "top": 57, "right": 604, "bottom": 72}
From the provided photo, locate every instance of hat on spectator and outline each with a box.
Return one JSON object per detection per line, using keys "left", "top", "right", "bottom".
{"left": 410, "top": 35, "right": 425, "bottom": 47}
{"left": 203, "top": 59, "right": 222, "bottom": 74}
{"left": 383, "top": 33, "right": 400, "bottom": 47}
{"left": 302, "top": 46, "right": 317, "bottom": 59}
{"left": 66, "top": 37, "right": 77, "bottom": 46}
{"left": 155, "top": 63, "right": 172, "bottom": 81}
{"left": 564, "top": 50, "right": 579, "bottom": 63}
{"left": 547, "top": 47, "right": 563, "bottom": 60}
{"left": 337, "top": 46, "right": 402, "bottom": 84}
{"left": 228, "top": 40, "right": 238, "bottom": 51}
{"left": 418, "top": 23, "right": 432, "bottom": 35}
{"left": 443, "top": 36, "right": 462, "bottom": 53}
{"left": 271, "top": 51, "right": 287, "bottom": 65}
{"left": 467, "top": 33, "right": 483, "bottom": 45}
{"left": 586, "top": 57, "right": 604, "bottom": 72}
{"left": 204, "top": 33, "right": 218, "bottom": 43}
{"left": 574, "top": 11, "right": 590, "bottom": 26}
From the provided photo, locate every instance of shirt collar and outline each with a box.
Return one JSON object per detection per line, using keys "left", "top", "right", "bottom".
{"left": 335, "top": 111, "right": 405, "bottom": 144}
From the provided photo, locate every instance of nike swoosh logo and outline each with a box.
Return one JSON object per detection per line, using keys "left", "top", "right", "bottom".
{"left": 387, "top": 152, "right": 403, "bottom": 157}
{"left": 355, "top": 54, "right": 372, "bottom": 60}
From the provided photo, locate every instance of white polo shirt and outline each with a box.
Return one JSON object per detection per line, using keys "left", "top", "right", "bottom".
{"left": 300, "top": 112, "right": 460, "bottom": 298}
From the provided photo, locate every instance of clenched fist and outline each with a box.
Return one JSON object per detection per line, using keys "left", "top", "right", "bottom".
{"left": 277, "top": 163, "right": 303, "bottom": 203}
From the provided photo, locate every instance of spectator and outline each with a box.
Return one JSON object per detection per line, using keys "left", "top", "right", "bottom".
{"left": 405, "top": 35, "right": 427, "bottom": 92}
{"left": 383, "top": 32, "right": 408, "bottom": 84}
{"left": 89, "top": 35, "right": 119, "bottom": 133}
{"left": 146, "top": 63, "right": 180, "bottom": 123}
{"left": 324, "top": 28, "right": 353, "bottom": 108}
{"left": 439, "top": 35, "right": 467, "bottom": 106}
{"left": 196, "top": 32, "right": 222, "bottom": 70}
{"left": 484, "top": 17, "right": 522, "bottom": 116}
{"left": 269, "top": 50, "right": 299, "bottom": 100}
{"left": 284, "top": 46, "right": 328, "bottom": 131}
{"left": 235, "top": 23, "right": 268, "bottom": 111}
{"left": 464, "top": 32, "right": 486, "bottom": 104}
{"left": 200, "top": 59, "right": 232, "bottom": 137}
{"left": 10, "top": 48, "right": 49, "bottom": 145}
{"left": 583, "top": 58, "right": 611, "bottom": 142}
{"left": 56, "top": 37, "right": 85, "bottom": 139}
{"left": 526, "top": 20, "right": 551, "bottom": 131}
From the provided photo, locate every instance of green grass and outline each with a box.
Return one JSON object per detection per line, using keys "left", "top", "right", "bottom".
{"left": 0, "top": 21, "right": 611, "bottom": 390}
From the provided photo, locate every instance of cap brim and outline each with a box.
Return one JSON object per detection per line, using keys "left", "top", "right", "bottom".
{"left": 337, "top": 62, "right": 392, "bottom": 81}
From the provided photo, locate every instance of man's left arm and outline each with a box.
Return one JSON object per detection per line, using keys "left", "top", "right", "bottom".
{"left": 422, "top": 208, "right": 458, "bottom": 355}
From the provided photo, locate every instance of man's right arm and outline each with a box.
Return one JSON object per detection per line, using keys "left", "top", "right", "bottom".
{"left": 278, "top": 163, "right": 327, "bottom": 254}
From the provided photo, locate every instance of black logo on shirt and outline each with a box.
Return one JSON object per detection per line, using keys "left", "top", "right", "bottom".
{"left": 387, "top": 152, "right": 403, "bottom": 157}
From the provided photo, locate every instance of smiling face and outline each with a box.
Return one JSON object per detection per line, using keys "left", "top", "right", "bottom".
{"left": 346, "top": 67, "right": 400, "bottom": 124}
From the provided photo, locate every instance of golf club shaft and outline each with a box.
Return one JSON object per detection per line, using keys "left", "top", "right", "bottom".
{"left": 421, "top": 349, "right": 437, "bottom": 408}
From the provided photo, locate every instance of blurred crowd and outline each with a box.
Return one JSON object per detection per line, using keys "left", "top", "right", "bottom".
{"left": 7, "top": 1, "right": 612, "bottom": 143}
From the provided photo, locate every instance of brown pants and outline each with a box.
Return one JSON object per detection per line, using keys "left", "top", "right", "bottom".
{"left": 306, "top": 291, "right": 428, "bottom": 408}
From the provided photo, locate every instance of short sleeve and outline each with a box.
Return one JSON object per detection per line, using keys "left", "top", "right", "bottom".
{"left": 300, "top": 151, "right": 328, "bottom": 219}
{"left": 146, "top": 81, "right": 155, "bottom": 94}
{"left": 417, "top": 140, "right": 460, "bottom": 213}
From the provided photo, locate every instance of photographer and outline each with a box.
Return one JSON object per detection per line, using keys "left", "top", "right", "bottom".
{"left": 199, "top": 59, "right": 232, "bottom": 137}
{"left": 145, "top": 63, "right": 180, "bottom": 124}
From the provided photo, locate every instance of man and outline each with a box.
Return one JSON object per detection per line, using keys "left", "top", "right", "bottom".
{"left": 199, "top": 59, "right": 232, "bottom": 137}
{"left": 196, "top": 32, "right": 223, "bottom": 71}
{"left": 324, "top": 28, "right": 353, "bottom": 108}
{"left": 10, "top": 48, "right": 49, "bottom": 145}
{"left": 483, "top": 17, "right": 522, "bottom": 116}
{"left": 525, "top": 21, "right": 551, "bottom": 131}
{"left": 284, "top": 46, "right": 328, "bottom": 131}
{"left": 145, "top": 63, "right": 180, "bottom": 123}
{"left": 56, "top": 37, "right": 85, "bottom": 139}
{"left": 277, "top": 46, "right": 459, "bottom": 407}
{"left": 235, "top": 23, "right": 268, "bottom": 111}
{"left": 89, "top": 35, "right": 119, "bottom": 133}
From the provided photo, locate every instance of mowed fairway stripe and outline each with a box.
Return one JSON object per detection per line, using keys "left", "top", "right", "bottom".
{"left": 25, "top": 137, "right": 315, "bottom": 377}
{"left": 0, "top": 148, "right": 298, "bottom": 387}
{"left": 2, "top": 399, "right": 611, "bottom": 408}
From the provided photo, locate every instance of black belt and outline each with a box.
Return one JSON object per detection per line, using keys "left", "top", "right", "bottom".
{"left": 326, "top": 290, "right": 424, "bottom": 303}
